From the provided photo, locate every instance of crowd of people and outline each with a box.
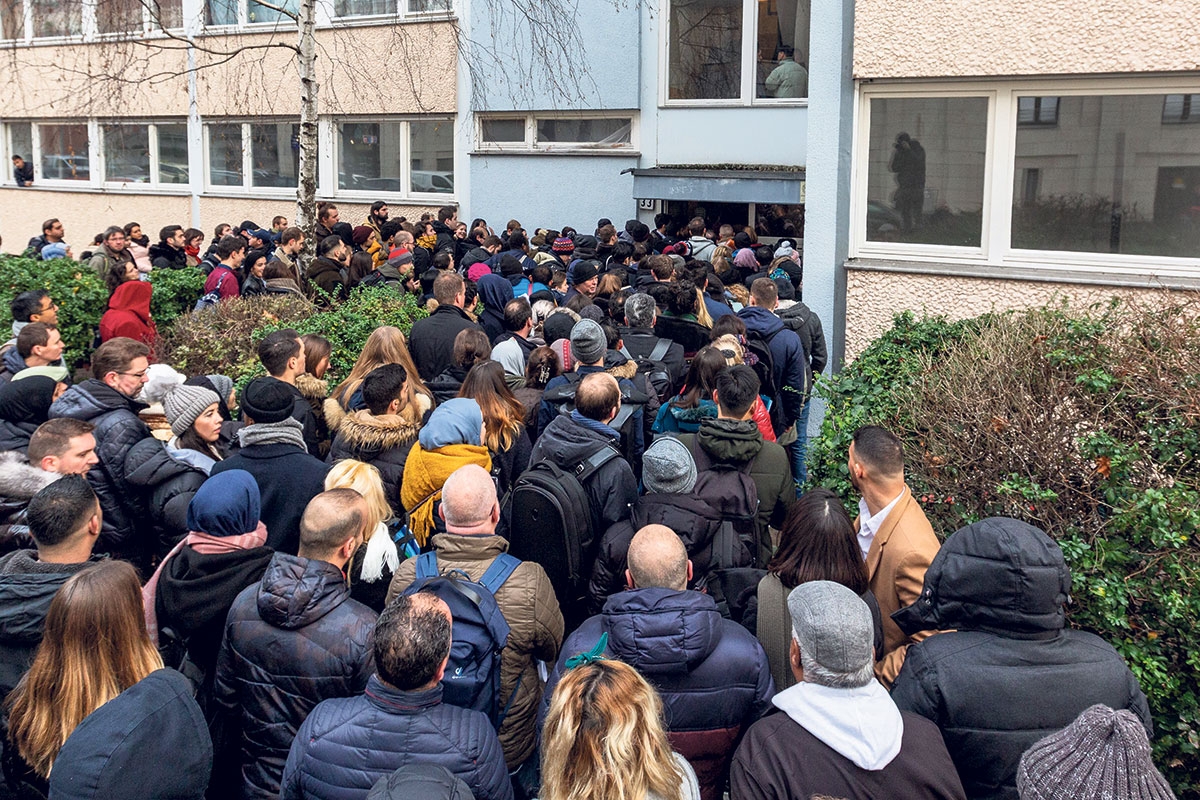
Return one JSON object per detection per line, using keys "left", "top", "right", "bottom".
{"left": 0, "top": 204, "right": 1176, "bottom": 800}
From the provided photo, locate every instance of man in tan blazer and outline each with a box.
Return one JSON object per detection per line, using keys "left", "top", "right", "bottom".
{"left": 849, "top": 425, "right": 941, "bottom": 687}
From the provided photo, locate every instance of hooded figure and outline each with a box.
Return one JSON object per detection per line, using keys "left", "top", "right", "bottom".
{"left": 477, "top": 273, "right": 514, "bottom": 343}
{"left": 890, "top": 517, "right": 1152, "bottom": 800}
{"left": 99, "top": 280, "right": 157, "bottom": 354}
{"left": 0, "top": 375, "right": 58, "bottom": 454}
{"left": 49, "top": 668, "right": 213, "bottom": 800}
{"left": 400, "top": 399, "right": 490, "bottom": 546}
{"left": 142, "top": 470, "right": 274, "bottom": 678}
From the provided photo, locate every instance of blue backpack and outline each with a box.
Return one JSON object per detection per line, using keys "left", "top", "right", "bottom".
{"left": 403, "top": 551, "right": 520, "bottom": 727}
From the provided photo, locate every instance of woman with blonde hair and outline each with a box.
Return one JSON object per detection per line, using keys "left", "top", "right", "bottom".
{"left": 326, "top": 326, "right": 432, "bottom": 432}
{"left": 6, "top": 560, "right": 163, "bottom": 782}
{"left": 458, "top": 360, "right": 531, "bottom": 495}
{"left": 542, "top": 656, "right": 699, "bottom": 800}
{"left": 325, "top": 459, "right": 402, "bottom": 612}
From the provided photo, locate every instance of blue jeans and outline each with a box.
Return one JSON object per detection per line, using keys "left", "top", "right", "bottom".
{"left": 786, "top": 399, "right": 812, "bottom": 494}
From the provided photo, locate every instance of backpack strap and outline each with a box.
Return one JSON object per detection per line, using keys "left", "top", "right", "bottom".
{"left": 575, "top": 444, "right": 620, "bottom": 483}
{"left": 415, "top": 550, "right": 439, "bottom": 580}
{"left": 713, "top": 520, "right": 738, "bottom": 570}
{"left": 479, "top": 553, "right": 521, "bottom": 594}
{"left": 648, "top": 338, "right": 671, "bottom": 362}
{"left": 617, "top": 345, "right": 633, "bottom": 361}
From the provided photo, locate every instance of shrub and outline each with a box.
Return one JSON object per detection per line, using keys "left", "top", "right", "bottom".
{"left": 807, "top": 298, "right": 1200, "bottom": 793}
{"left": 148, "top": 268, "right": 206, "bottom": 329}
{"left": 0, "top": 255, "right": 108, "bottom": 367}
{"left": 156, "top": 293, "right": 314, "bottom": 386}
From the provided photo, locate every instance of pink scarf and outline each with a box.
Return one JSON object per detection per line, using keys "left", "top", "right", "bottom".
{"left": 142, "top": 522, "right": 268, "bottom": 646}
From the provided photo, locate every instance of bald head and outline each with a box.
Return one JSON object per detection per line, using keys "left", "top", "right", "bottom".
{"left": 439, "top": 464, "right": 500, "bottom": 533}
{"left": 575, "top": 372, "right": 620, "bottom": 423}
{"left": 299, "top": 489, "right": 368, "bottom": 562}
{"left": 626, "top": 524, "right": 689, "bottom": 590}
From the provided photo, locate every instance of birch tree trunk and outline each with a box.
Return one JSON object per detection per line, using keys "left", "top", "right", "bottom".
{"left": 295, "top": 0, "right": 319, "bottom": 262}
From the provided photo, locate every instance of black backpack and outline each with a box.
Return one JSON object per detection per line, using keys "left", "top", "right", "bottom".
{"left": 356, "top": 269, "right": 389, "bottom": 288}
{"left": 504, "top": 445, "right": 620, "bottom": 613}
{"left": 619, "top": 339, "right": 674, "bottom": 404}
{"left": 541, "top": 373, "right": 649, "bottom": 470}
{"left": 743, "top": 331, "right": 783, "bottom": 433}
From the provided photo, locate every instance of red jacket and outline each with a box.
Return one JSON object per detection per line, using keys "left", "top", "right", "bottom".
{"left": 751, "top": 396, "right": 775, "bottom": 442}
{"left": 100, "top": 280, "right": 158, "bottom": 356}
{"left": 204, "top": 265, "right": 241, "bottom": 300}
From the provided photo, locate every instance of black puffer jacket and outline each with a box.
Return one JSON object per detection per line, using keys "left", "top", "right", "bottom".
{"left": 214, "top": 553, "right": 376, "bottom": 800}
{"left": 890, "top": 517, "right": 1153, "bottom": 800}
{"left": 48, "top": 380, "right": 152, "bottom": 558}
{"left": 125, "top": 439, "right": 211, "bottom": 555}
{"left": 777, "top": 301, "right": 828, "bottom": 401}
{"left": 149, "top": 241, "right": 188, "bottom": 270}
{"left": 588, "top": 492, "right": 722, "bottom": 614}
{"left": 327, "top": 407, "right": 422, "bottom": 516}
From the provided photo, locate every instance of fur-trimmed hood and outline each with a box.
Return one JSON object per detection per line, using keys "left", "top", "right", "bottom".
{"left": 334, "top": 408, "right": 422, "bottom": 455}
{"left": 294, "top": 373, "right": 328, "bottom": 404}
{"left": 325, "top": 392, "right": 430, "bottom": 435}
{"left": 0, "top": 451, "right": 60, "bottom": 500}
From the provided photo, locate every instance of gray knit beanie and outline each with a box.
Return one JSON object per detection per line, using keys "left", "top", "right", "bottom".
{"left": 206, "top": 374, "right": 234, "bottom": 404}
{"left": 162, "top": 383, "right": 220, "bottom": 436}
{"left": 570, "top": 319, "right": 607, "bottom": 365}
{"left": 641, "top": 437, "right": 697, "bottom": 495}
{"left": 1017, "top": 704, "right": 1176, "bottom": 800}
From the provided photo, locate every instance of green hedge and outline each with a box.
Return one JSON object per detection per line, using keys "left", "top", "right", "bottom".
{"left": 807, "top": 301, "right": 1200, "bottom": 793}
{"left": 148, "top": 267, "right": 206, "bottom": 329}
{"left": 0, "top": 255, "right": 107, "bottom": 367}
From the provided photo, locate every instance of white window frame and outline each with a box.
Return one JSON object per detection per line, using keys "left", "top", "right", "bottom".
{"left": 24, "top": 119, "right": 100, "bottom": 187}
{"left": 328, "top": 115, "right": 456, "bottom": 203}
{"left": 851, "top": 77, "right": 1200, "bottom": 278}
{"left": 328, "top": 0, "right": 453, "bottom": 25}
{"left": 1, "top": 120, "right": 34, "bottom": 184}
{"left": 658, "top": 0, "right": 809, "bottom": 108}
{"left": 98, "top": 120, "right": 191, "bottom": 190}
{"left": 2, "top": 0, "right": 185, "bottom": 42}
{"left": 203, "top": 119, "right": 305, "bottom": 196}
{"left": 474, "top": 112, "right": 639, "bottom": 155}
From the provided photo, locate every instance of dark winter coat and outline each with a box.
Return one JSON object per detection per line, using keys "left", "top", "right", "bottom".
{"left": 730, "top": 708, "right": 967, "bottom": 800}
{"left": 0, "top": 347, "right": 27, "bottom": 386}
{"left": 429, "top": 220, "right": 457, "bottom": 254}
{"left": 0, "top": 550, "right": 97, "bottom": 697}
{"left": 0, "top": 374, "right": 59, "bottom": 451}
{"left": 528, "top": 413, "right": 637, "bottom": 534}
{"left": 777, "top": 301, "right": 828, "bottom": 401}
{"left": 326, "top": 407, "right": 422, "bottom": 516}
{"left": 214, "top": 553, "right": 376, "bottom": 800}
{"left": 149, "top": 242, "right": 188, "bottom": 270}
{"left": 306, "top": 257, "right": 346, "bottom": 303}
{"left": 654, "top": 315, "right": 710, "bottom": 357}
{"left": 677, "top": 419, "right": 793, "bottom": 564}
{"left": 428, "top": 365, "right": 470, "bottom": 405}
{"left": 621, "top": 326, "right": 686, "bottom": 393}
{"left": 124, "top": 439, "right": 211, "bottom": 555}
{"left": 589, "top": 493, "right": 723, "bottom": 614}
{"left": 211, "top": 435, "right": 329, "bottom": 554}
{"left": 280, "top": 678, "right": 513, "bottom": 800}
{"left": 0, "top": 453, "right": 58, "bottom": 554}
{"left": 738, "top": 306, "right": 806, "bottom": 430}
{"left": 49, "top": 379, "right": 152, "bottom": 559}
{"left": 273, "top": 379, "right": 323, "bottom": 458}
{"left": 544, "top": 589, "right": 774, "bottom": 800}
{"left": 890, "top": 517, "right": 1153, "bottom": 800}
{"left": 409, "top": 305, "right": 484, "bottom": 382}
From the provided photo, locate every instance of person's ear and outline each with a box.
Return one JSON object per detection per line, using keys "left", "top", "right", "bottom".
{"left": 39, "top": 455, "right": 59, "bottom": 473}
{"left": 686, "top": 560, "right": 693, "bottom": 583}
{"left": 433, "top": 654, "right": 449, "bottom": 684}
{"left": 387, "top": 397, "right": 402, "bottom": 416}
{"left": 87, "top": 510, "right": 102, "bottom": 537}
{"left": 490, "top": 501, "right": 501, "bottom": 525}
{"left": 625, "top": 569, "right": 635, "bottom": 590}
{"left": 789, "top": 638, "right": 805, "bottom": 681}
{"left": 438, "top": 503, "right": 447, "bottom": 523}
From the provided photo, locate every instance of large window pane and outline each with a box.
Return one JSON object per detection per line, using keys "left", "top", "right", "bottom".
{"left": 865, "top": 97, "right": 987, "bottom": 247}
{"left": 31, "top": 0, "right": 80, "bottom": 36}
{"left": 248, "top": 0, "right": 298, "bottom": 23}
{"left": 756, "top": 0, "right": 810, "bottom": 99}
{"left": 668, "top": 0, "right": 742, "bottom": 101}
{"left": 1, "top": 0, "right": 22, "bottom": 39}
{"left": 208, "top": 124, "right": 243, "bottom": 186}
{"left": 339, "top": 121, "right": 404, "bottom": 191}
{"left": 408, "top": 0, "right": 450, "bottom": 12}
{"left": 9, "top": 122, "right": 32, "bottom": 167}
{"left": 410, "top": 119, "right": 453, "bottom": 194}
{"left": 151, "top": 0, "right": 184, "bottom": 29}
{"left": 480, "top": 118, "right": 525, "bottom": 144}
{"left": 103, "top": 124, "right": 150, "bottom": 183}
{"left": 97, "top": 0, "right": 143, "bottom": 33}
{"left": 335, "top": 0, "right": 391, "bottom": 16}
{"left": 206, "top": 0, "right": 237, "bottom": 25}
{"left": 39, "top": 124, "right": 89, "bottom": 180}
{"left": 158, "top": 124, "right": 189, "bottom": 184}
{"left": 1013, "top": 94, "right": 1200, "bottom": 259}
{"left": 756, "top": 203, "right": 804, "bottom": 239}
{"left": 535, "top": 118, "right": 631, "bottom": 148}
{"left": 250, "top": 122, "right": 299, "bottom": 188}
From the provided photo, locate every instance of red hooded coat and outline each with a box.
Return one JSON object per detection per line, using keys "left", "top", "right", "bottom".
{"left": 100, "top": 280, "right": 158, "bottom": 355}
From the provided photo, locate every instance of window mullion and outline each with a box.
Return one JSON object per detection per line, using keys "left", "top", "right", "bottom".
{"left": 741, "top": 0, "right": 755, "bottom": 104}
{"left": 989, "top": 88, "right": 1017, "bottom": 264}
{"left": 81, "top": 0, "right": 98, "bottom": 39}
{"left": 242, "top": 122, "right": 253, "bottom": 191}
{"left": 87, "top": 119, "right": 101, "bottom": 187}
{"left": 400, "top": 120, "right": 412, "bottom": 196}
{"left": 148, "top": 123, "right": 160, "bottom": 188}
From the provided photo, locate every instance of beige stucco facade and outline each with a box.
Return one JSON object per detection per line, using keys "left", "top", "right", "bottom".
{"left": 843, "top": 268, "right": 1191, "bottom": 359}
{"left": 853, "top": 0, "right": 1200, "bottom": 79}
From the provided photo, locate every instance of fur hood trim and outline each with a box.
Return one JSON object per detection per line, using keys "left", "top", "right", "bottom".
{"left": 607, "top": 361, "right": 638, "bottom": 381}
{"left": 324, "top": 392, "right": 430, "bottom": 435}
{"left": 336, "top": 409, "right": 422, "bottom": 451}
{"left": 295, "top": 373, "right": 329, "bottom": 403}
{"left": 0, "top": 452, "right": 60, "bottom": 499}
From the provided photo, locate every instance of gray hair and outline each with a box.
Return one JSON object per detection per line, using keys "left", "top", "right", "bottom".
{"left": 625, "top": 293, "right": 657, "bottom": 328}
{"left": 793, "top": 631, "right": 875, "bottom": 689}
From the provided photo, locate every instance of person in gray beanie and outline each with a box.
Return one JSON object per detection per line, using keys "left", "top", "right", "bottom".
{"left": 569, "top": 319, "right": 607, "bottom": 366}
{"left": 1017, "top": 705, "right": 1176, "bottom": 800}
{"left": 588, "top": 436, "right": 726, "bottom": 613}
{"left": 730, "top": 581, "right": 966, "bottom": 800}
{"left": 544, "top": 524, "right": 773, "bottom": 800}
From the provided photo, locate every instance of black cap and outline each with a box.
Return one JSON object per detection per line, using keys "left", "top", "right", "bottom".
{"left": 240, "top": 377, "right": 294, "bottom": 424}
{"left": 572, "top": 262, "right": 599, "bottom": 285}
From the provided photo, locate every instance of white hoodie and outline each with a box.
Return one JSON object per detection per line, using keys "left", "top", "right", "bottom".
{"left": 771, "top": 679, "right": 904, "bottom": 771}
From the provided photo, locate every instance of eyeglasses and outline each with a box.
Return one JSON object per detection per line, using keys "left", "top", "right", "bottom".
{"left": 117, "top": 369, "right": 149, "bottom": 379}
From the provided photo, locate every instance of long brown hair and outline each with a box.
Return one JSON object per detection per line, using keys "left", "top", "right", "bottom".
{"left": 542, "top": 659, "right": 685, "bottom": 800}
{"left": 768, "top": 488, "right": 868, "bottom": 594}
{"left": 459, "top": 360, "right": 524, "bottom": 453}
{"left": 674, "top": 346, "right": 726, "bottom": 410}
{"left": 6, "top": 560, "right": 162, "bottom": 777}
{"left": 332, "top": 326, "right": 431, "bottom": 411}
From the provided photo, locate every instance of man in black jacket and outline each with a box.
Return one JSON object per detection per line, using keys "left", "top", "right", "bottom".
{"left": 149, "top": 224, "right": 189, "bottom": 270}
{"left": 890, "top": 517, "right": 1153, "bottom": 800}
{"left": 621, "top": 292, "right": 685, "bottom": 397}
{"left": 48, "top": 338, "right": 153, "bottom": 562}
{"left": 0, "top": 476, "right": 102, "bottom": 697}
{"left": 258, "top": 329, "right": 322, "bottom": 457}
{"left": 730, "top": 581, "right": 965, "bottom": 800}
{"left": 409, "top": 271, "right": 483, "bottom": 382}
{"left": 212, "top": 377, "right": 329, "bottom": 554}
{"left": 214, "top": 489, "right": 377, "bottom": 800}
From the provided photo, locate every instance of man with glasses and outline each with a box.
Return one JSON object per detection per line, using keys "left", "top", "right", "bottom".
{"left": 3, "top": 291, "right": 59, "bottom": 355}
{"left": 86, "top": 226, "right": 133, "bottom": 277}
{"left": 49, "top": 338, "right": 155, "bottom": 566}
